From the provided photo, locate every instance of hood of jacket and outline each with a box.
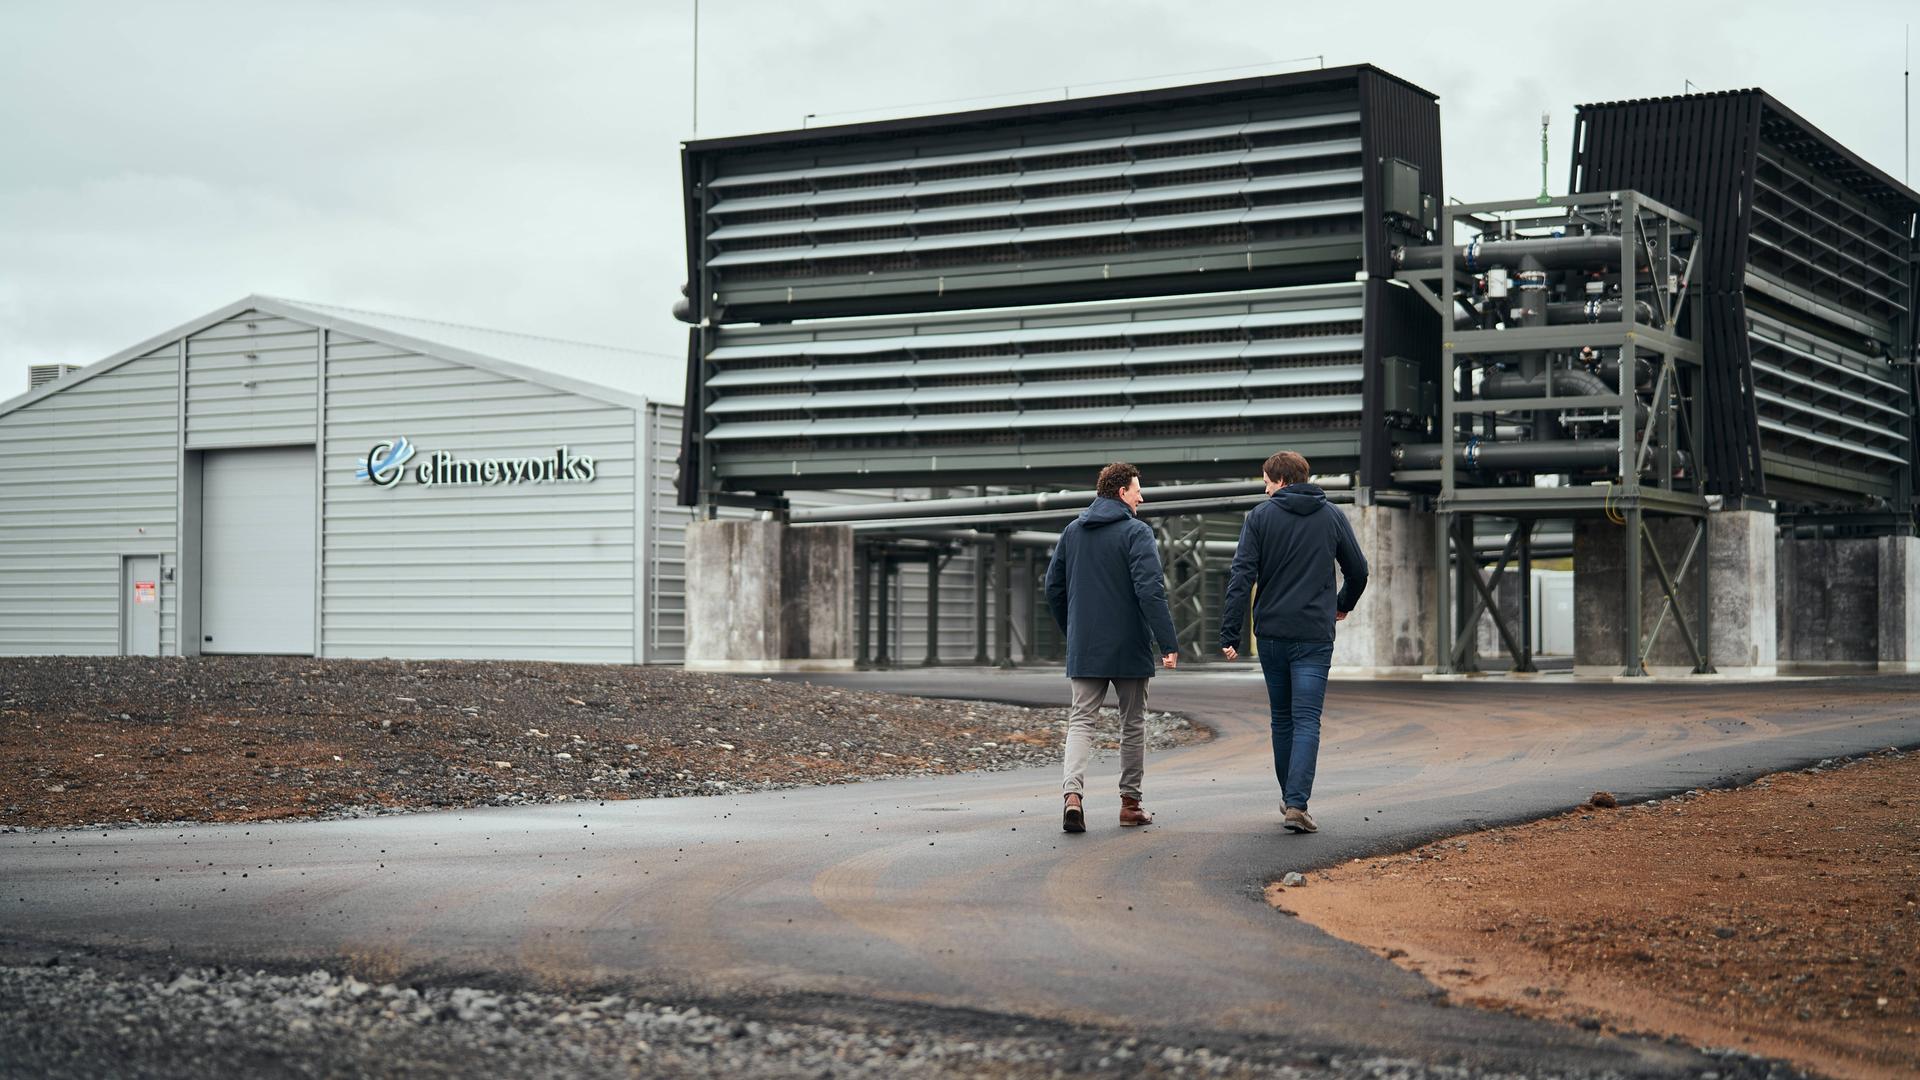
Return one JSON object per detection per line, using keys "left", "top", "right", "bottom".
{"left": 1077, "top": 496, "right": 1136, "bottom": 529}
{"left": 1273, "top": 483, "right": 1327, "bottom": 516}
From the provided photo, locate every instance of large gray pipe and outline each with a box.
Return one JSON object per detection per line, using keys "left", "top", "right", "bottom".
{"left": 1393, "top": 439, "right": 1689, "bottom": 475}
{"left": 1454, "top": 299, "right": 1660, "bottom": 329}
{"left": 790, "top": 479, "right": 1273, "bottom": 524}
{"left": 1481, "top": 367, "right": 1647, "bottom": 429}
{"left": 1546, "top": 299, "right": 1658, "bottom": 326}
{"left": 1394, "top": 236, "right": 1632, "bottom": 272}
{"left": 1595, "top": 353, "right": 1652, "bottom": 388}
{"left": 1481, "top": 366, "right": 1613, "bottom": 401}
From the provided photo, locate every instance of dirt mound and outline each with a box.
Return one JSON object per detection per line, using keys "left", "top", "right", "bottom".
{"left": 1276, "top": 750, "right": 1919, "bottom": 1080}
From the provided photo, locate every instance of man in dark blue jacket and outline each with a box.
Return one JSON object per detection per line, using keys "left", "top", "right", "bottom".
{"left": 1045, "top": 462, "right": 1180, "bottom": 833}
{"left": 1219, "top": 450, "right": 1368, "bottom": 834}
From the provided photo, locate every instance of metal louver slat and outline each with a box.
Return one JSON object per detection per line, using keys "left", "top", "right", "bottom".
{"left": 709, "top": 168, "right": 1366, "bottom": 244}
{"left": 1748, "top": 358, "right": 1908, "bottom": 419}
{"left": 709, "top": 303, "right": 1360, "bottom": 362}
{"left": 710, "top": 195, "right": 1366, "bottom": 268}
{"left": 708, "top": 134, "right": 1365, "bottom": 216}
{"left": 705, "top": 390, "right": 1372, "bottom": 443}
{"left": 1757, "top": 417, "right": 1909, "bottom": 464}
{"left": 1751, "top": 389, "right": 1906, "bottom": 445}
{"left": 1745, "top": 329, "right": 1906, "bottom": 394}
{"left": 1240, "top": 394, "right": 1364, "bottom": 419}
{"left": 1241, "top": 334, "right": 1365, "bottom": 359}
{"left": 706, "top": 366, "right": 813, "bottom": 389}
{"left": 703, "top": 420, "right": 814, "bottom": 441}
{"left": 1240, "top": 364, "right": 1366, "bottom": 388}
{"left": 704, "top": 111, "right": 1362, "bottom": 192}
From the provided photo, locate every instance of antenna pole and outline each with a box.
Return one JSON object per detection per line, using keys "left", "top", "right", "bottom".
{"left": 692, "top": 0, "right": 700, "bottom": 136}
{"left": 1538, "top": 112, "right": 1552, "bottom": 204}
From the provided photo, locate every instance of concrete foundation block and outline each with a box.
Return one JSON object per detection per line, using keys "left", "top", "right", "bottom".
{"left": 685, "top": 519, "right": 854, "bottom": 670}
{"left": 1575, "top": 511, "right": 1774, "bottom": 677}
{"left": 1777, "top": 533, "right": 1880, "bottom": 673}
{"left": 781, "top": 525, "right": 854, "bottom": 660}
{"left": 1330, "top": 504, "right": 1435, "bottom": 675}
{"left": 1876, "top": 535, "right": 1920, "bottom": 672}
{"left": 1707, "top": 511, "right": 1776, "bottom": 676}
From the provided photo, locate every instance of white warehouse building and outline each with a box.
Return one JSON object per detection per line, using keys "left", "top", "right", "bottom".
{"left": 0, "top": 297, "right": 693, "bottom": 663}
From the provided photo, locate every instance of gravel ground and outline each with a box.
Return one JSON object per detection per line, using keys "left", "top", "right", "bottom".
{"left": 0, "top": 953, "right": 1800, "bottom": 1080}
{"left": 0, "top": 657, "right": 1201, "bottom": 830}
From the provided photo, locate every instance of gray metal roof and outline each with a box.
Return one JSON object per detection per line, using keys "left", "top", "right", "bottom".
{"left": 0, "top": 295, "right": 681, "bottom": 420}
{"left": 265, "top": 297, "right": 675, "bottom": 401}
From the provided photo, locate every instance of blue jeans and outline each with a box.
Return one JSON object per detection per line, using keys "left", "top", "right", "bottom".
{"left": 1256, "top": 637, "right": 1333, "bottom": 810}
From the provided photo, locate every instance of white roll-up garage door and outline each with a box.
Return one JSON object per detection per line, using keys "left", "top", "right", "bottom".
{"left": 201, "top": 446, "right": 316, "bottom": 655}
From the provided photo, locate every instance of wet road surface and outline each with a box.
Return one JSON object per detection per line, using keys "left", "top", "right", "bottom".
{"left": 6, "top": 669, "right": 1917, "bottom": 1074}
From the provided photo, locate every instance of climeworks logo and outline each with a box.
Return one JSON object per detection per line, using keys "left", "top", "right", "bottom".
{"left": 353, "top": 436, "right": 597, "bottom": 490}
{"left": 355, "top": 437, "right": 416, "bottom": 488}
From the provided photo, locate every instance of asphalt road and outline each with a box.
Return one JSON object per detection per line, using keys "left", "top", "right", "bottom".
{"left": 6, "top": 668, "right": 1919, "bottom": 1075}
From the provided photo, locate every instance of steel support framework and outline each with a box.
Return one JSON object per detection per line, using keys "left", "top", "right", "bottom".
{"left": 1399, "top": 192, "right": 1715, "bottom": 677}
{"left": 1153, "top": 514, "right": 1213, "bottom": 662}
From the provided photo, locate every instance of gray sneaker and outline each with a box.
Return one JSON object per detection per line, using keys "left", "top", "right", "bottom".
{"left": 1283, "top": 807, "right": 1318, "bottom": 833}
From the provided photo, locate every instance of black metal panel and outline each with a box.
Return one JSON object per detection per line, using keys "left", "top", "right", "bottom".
{"left": 1356, "top": 68, "right": 1444, "bottom": 277}
{"left": 1360, "top": 278, "right": 1439, "bottom": 488}
{"left": 1356, "top": 68, "right": 1444, "bottom": 488}
{"left": 675, "top": 328, "right": 701, "bottom": 505}
{"left": 1573, "top": 90, "right": 1920, "bottom": 507}
{"left": 1571, "top": 91, "right": 1767, "bottom": 497}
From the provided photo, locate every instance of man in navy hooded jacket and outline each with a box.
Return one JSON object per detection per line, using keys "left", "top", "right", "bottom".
{"left": 1044, "top": 462, "right": 1180, "bottom": 833}
{"left": 1219, "top": 450, "right": 1368, "bottom": 834}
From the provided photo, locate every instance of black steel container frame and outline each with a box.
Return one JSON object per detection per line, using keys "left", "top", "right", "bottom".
{"left": 1396, "top": 192, "right": 1712, "bottom": 678}
{"left": 675, "top": 65, "right": 1443, "bottom": 506}
{"left": 1570, "top": 89, "right": 1920, "bottom": 515}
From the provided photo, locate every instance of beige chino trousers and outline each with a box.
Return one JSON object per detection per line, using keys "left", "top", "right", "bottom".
{"left": 1061, "top": 677, "right": 1149, "bottom": 801}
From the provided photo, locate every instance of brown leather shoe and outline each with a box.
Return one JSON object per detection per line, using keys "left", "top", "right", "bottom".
{"left": 1119, "top": 796, "right": 1154, "bottom": 826}
{"left": 1062, "top": 792, "right": 1085, "bottom": 833}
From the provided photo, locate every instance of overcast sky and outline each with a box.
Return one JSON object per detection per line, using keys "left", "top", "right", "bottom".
{"left": 2, "top": 1, "right": 1912, "bottom": 402}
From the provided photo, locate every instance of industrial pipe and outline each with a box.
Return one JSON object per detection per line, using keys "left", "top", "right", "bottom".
{"left": 1480, "top": 366, "right": 1613, "bottom": 401}
{"left": 1392, "top": 438, "right": 1687, "bottom": 474}
{"left": 1481, "top": 366, "right": 1648, "bottom": 429}
{"left": 790, "top": 478, "right": 1351, "bottom": 524}
{"left": 1546, "top": 299, "right": 1658, "bottom": 326}
{"left": 1393, "top": 236, "right": 1633, "bottom": 272}
{"left": 1593, "top": 353, "right": 1652, "bottom": 388}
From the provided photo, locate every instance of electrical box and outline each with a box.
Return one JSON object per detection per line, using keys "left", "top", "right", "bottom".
{"left": 1381, "top": 158, "right": 1423, "bottom": 224}
{"left": 1382, "top": 355, "right": 1424, "bottom": 418}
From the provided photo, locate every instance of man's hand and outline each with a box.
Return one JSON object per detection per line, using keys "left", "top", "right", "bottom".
{"left": 1334, "top": 610, "right": 1349, "bottom": 622}
{"left": 1221, "top": 645, "right": 1239, "bottom": 661}
{"left": 1162, "top": 652, "right": 1179, "bottom": 669}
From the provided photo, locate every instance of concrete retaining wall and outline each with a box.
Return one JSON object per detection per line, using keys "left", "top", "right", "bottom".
{"left": 685, "top": 519, "right": 854, "bottom": 671}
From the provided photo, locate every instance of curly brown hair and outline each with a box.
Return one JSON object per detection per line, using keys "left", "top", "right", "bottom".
{"left": 1095, "top": 461, "right": 1140, "bottom": 500}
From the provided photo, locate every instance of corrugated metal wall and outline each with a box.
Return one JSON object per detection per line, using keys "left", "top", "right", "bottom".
{"left": 644, "top": 403, "right": 693, "bottom": 663}
{"left": 319, "top": 331, "right": 640, "bottom": 662}
{"left": 185, "top": 310, "right": 318, "bottom": 449}
{"left": 0, "top": 347, "right": 181, "bottom": 655}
